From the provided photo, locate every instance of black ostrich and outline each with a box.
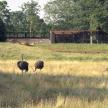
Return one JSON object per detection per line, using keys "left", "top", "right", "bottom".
{"left": 17, "top": 54, "right": 29, "bottom": 74}
{"left": 34, "top": 60, "right": 44, "bottom": 72}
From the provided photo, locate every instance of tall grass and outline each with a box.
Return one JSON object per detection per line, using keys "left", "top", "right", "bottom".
{"left": 0, "top": 43, "right": 108, "bottom": 107}
{"left": 0, "top": 60, "right": 108, "bottom": 76}
{"left": 0, "top": 61, "right": 108, "bottom": 107}
{"left": 0, "top": 71, "right": 108, "bottom": 108}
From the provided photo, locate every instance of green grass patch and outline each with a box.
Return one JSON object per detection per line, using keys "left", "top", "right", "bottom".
{"left": 0, "top": 42, "right": 108, "bottom": 61}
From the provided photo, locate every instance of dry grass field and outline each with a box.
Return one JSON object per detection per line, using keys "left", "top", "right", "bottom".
{"left": 0, "top": 42, "right": 108, "bottom": 107}
{"left": 0, "top": 60, "right": 108, "bottom": 76}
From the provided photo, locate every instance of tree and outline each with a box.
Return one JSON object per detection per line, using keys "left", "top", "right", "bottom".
{"left": 44, "top": 0, "right": 77, "bottom": 29}
{"left": 21, "top": 0, "right": 41, "bottom": 36}
{"left": 0, "top": 18, "right": 7, "bottom": 41}
{"left": 39, "top": 19, "right": 49, "bottom": 37}
{"left": 9, "top": 11, "right": 27, "bottom": 32}
{"left": 0, "top": 1, "right": 10, "bottom": 31}
{"left": 6, "top": 0, "right": 48, "bottom": 37}
{"left": 44, "top": 0, "right": 108, "bottom": 31}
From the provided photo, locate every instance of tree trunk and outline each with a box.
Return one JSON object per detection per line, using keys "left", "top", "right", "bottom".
{"left": 90, "top": 35, "right": 93, "bottom": 44}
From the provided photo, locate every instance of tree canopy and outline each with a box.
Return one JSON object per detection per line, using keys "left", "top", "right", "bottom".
{"left": 0, "top": 0, "right": 108, "bottom": 39}
{"left": 0, "top": 0, "right": 49, "bottom": 38}
{"left": 44, "top": 0, "right": 108, "bottom": 31}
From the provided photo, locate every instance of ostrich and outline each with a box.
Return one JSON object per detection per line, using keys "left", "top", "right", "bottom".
{"left": 34, "top": 60, "right": 44, "bottom": 72}
{"left": 17, "top": 54, "right": 29, "bottom": 74}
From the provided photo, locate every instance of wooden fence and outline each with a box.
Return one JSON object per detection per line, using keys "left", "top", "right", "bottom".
{"left": 6, "top": 32, "right": 49, "bottom": 39}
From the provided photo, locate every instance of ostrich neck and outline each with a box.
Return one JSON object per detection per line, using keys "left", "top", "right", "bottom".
{"left": 22, "top": 54, "right": 24, "bottom": 61}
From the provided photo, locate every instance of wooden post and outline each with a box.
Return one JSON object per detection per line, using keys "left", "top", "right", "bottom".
{"left": 90, "top": 35, "right": 93, "bottom": 44}
{"left": 50, "top": 31, "right": 55, "bottom": 43}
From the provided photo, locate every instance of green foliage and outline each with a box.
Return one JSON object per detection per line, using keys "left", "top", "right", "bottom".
{"left": 6, "top": 0, "right": 48, "bottom": 37}
{"left": 0, "top": 1, "right": 10, "bottom": 24}
{"left": 44, "top": 0, "right": 108, "bottom": 31}
{"left": 39, "top": 21, "right": 50, "bottom": 37}
{"left": 0, "top": 18, "right": 7, "bottom": 41}
{"left": 1, "top": 0, "right": 108, "bottom": 37}
{"left": 44, "top": 0, "right": 77, "bottom": 29}
{"left": 0, "top": 0, "right": 11, "bottom": 33}
{"left": 9, "top": 11, "right": 26, "bottom": 32}
{"left": 0, "top": 0, "right": 49, "bottom": 37}
{"left": 20, "top": 0, "right": 48, "bottom": 37}
{"left": 21, "top": 0, "right": 40, "bottom": 35}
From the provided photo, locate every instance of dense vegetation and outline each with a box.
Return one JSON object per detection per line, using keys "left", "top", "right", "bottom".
{"left": 0, "top": 0, "right": 108, "bottom": 38}
{"left": 44, "top": 0, "right": 108, "bottom": 31}
{"left": 0, "top": 18, "right": 6, "bottom": 41}
{"left": 0, "top": 0, "right": 50, "bottom": 37}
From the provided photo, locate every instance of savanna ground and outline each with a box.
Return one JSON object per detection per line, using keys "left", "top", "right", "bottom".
{"left": 1, "top": 42, "right": 108, "bottom": 108}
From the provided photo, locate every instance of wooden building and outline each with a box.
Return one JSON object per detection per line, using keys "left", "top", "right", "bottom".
{"left": 50, "top": 30, "right": 108, "bottom": 44}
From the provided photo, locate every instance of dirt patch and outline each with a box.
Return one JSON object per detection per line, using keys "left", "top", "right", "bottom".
{"left": 48, "top": 48, "right": 108, "bottom": 54}
{"left": 7, "top": 38, "right": 50, "bottom": 44}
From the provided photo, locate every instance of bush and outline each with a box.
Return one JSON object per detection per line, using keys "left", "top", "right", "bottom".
{"left": 0, "top": 18, "right": 7, "bottom": 42}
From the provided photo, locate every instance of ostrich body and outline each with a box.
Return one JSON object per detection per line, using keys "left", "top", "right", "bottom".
{"left": 17, "top": 61, "right": 28, "bottom": 73}
{"left": 17, "top": 54, "right": 29, "bottom": 73}
{"left": 35, "top": 60, "right": 44, "bottom": 71}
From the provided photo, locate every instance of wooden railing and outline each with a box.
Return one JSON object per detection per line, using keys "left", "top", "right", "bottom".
{"left": 6, "top": 32, "right": 49, "bottom": 39}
